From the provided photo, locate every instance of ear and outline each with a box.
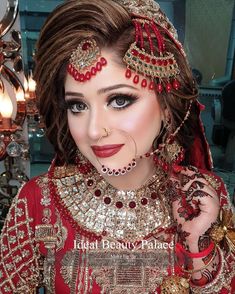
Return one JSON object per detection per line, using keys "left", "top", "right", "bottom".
{"left": 161, "top": 107, "right": 170, "bottom": 124}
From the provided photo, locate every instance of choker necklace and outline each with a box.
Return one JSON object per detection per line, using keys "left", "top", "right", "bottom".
{"left": 49, "top": 164, "right": 173, "bottom": 242}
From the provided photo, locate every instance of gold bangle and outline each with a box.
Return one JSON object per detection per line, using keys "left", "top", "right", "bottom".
{"left": 190, "top": 246, "right": 228, "bottom": 294}
{"left": 181, "top": 245, "right": 217, "bottom": 274}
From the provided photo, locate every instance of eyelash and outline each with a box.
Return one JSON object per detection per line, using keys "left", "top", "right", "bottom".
{"left": 65, "top": 100, "right": 88, "bottom": 113}
{"left": 107, "top": 93, "right": 138, "bottom": 110}
{"left": 65, "top": 93, "right": 138, "bottom": 114}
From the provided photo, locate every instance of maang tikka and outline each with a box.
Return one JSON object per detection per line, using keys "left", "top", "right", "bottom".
{"left": 67, "top": 39, "right": 107, "bottom": 82}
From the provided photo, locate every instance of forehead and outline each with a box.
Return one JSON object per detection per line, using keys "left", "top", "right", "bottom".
{"left": 64, "top": 50, "right": 161, "bottom": 105}
{"left": 65, "top": 50, "right": 128, "bottom": 89}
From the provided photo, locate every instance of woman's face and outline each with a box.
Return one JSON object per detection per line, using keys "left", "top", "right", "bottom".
{"left": 64, "top": 50, "right": 164, "bottom": 174}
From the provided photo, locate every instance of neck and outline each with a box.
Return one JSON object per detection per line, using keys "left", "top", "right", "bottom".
{"left": 102, "top": 158, "right": 157, "bottom": 190}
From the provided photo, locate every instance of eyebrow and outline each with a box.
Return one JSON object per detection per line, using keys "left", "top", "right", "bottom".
{"left": 65, "top": 91, "right": 84, "bottom": 98}
{"left": 65, "top": 84, "right": 138, "bottom": 98}
{"left": 97, "top": 84, "right": 137, "bottom": 94}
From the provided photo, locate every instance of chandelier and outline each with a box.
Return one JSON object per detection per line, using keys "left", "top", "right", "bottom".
{"left": 0, "top": 0, "right": 44, "bottom": 230}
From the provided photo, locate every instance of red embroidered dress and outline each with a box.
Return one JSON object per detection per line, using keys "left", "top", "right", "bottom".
{"left": 0, "top": 164, "right": 234, "bottom": 293}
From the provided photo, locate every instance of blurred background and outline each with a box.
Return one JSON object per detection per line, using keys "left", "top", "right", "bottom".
{"left": 0, "top": 0, "right": 235, "bottom": 231}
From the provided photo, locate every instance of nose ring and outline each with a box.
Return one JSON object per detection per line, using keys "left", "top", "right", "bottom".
{"left": 103, "top": 127, "right": 111, "bottom": 137}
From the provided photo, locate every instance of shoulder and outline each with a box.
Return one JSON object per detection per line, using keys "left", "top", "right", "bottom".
{"left": 6, "top": 172, "right": 51, "bottom": 223}
{"left": 17, "top": 172, "right": 49, "bottom": 201}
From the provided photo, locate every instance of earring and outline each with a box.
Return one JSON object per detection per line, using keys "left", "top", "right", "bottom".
{"left": 152, "top": 117, "right": 184, "bottom": 171}
{"left": 75, "top": 150, "right": 93, "bottom": 174}
{"left": 138, "top": 121, "right": 184, "bottom": 171}
{"left": 139, "top": 102, "right": 192, "bottom": 171}
{"left": 154, "top": 139, "right": 185, "bottom": 172}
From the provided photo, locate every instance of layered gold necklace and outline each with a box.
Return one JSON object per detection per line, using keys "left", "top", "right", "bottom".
{"left": 50, "top": 164, "right": 173, "bottom": 242}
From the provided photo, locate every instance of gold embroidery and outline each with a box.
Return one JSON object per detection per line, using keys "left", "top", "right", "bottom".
{"left": 42, "top": 208, "right": 52, "bottom": 224}
{"left": 36, "top": 175, "right": 68, "bottom": 294}
{"left": 90, "top": 236, "right": 173, "bottom": 293}
{"left": 60, "top": 234, "right": 174, "bottom": 293}
{"left": 37, "top": 164, "right": 235, "bottom": 293}
{"left": 36, "top": 175, "right": 68, "bottom": 250}
{"left": 60, "top": 234, "right": 92, "bottom": 293}
{"left": 54, "top": 210, "right": 68, "bottom": 250}
{"left": 61, "top": 250, "right": 77, "bottom": 285}
{"left": 0, "top": 192, "right": 40, "bottom": 293}
{"left": 35, "top": 224, "right": 57, "bottom": 245}
{"left": 35, "top": 224, "right": 56, "bottom": 293}
{"left": 37, "top": 176, "right": 51, "bottom": 207}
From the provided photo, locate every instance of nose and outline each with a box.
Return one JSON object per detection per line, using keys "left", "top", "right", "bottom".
{"left": 87, "top": 108, "right": 110, "bottom": 141}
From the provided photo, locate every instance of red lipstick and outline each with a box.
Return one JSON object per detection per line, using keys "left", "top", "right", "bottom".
{"left": 91, "top": 144, "right": 124, "bottom": 158}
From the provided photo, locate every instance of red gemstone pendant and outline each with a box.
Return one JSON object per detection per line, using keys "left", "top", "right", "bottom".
{"left": 125, "top": 69, "right": 132, "bottom": 79}
{"left": 166, "top": 83, "right": 172, "bottom": 93}
{"left": 156, "top": 83, "right": 163, "bottom": 93}
{"left": 133, "top": 75, "right": 140, "bottom": 84}
{"left": 141, "top": 79, "right": 147, "bottom": 88}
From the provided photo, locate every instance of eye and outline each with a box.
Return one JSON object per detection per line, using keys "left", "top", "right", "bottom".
{"left": 108, "top": 94, "right": 137, "bottom": 110}
{"left": 66, "top": 100, "right": 88, "bottom": 113}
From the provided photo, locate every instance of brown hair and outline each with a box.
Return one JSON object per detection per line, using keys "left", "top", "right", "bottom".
{"left": 34, "top": 0, "right": 198, "bottom": 164}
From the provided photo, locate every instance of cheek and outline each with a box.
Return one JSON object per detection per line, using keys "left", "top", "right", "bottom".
{"left": 67, "top": 115, "right": 84, "bottom": 144}
{"left": 117, "top": 103, "right": 162, "bottom": 136}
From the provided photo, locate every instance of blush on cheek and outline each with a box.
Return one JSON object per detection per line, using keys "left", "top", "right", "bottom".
{"left": 118, "top": 110, "right": 146, "bottom": 129}
{"left": 68, "top": 121, "right": 83, "bottom": 143}
{"left": 122, "top": 111, "right": 160, "bottom": 133}
{"left": 70, "top": 130, "right": 84, "bottom": 143}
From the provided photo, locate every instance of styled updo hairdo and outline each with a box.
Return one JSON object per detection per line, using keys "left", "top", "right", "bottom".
{"left": 34, "top": 0, "right": 198, "bottom": 165}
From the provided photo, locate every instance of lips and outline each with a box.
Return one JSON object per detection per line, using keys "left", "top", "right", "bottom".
{"left": 91, "top": 144, "right": 124, "bottom": 158}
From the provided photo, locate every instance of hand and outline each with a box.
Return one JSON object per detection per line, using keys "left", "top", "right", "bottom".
{"left": 171, "top": 166, "right": 220, "bottom": 249}
{"left": 170, "top": 166, "right": 220, "bottom": 285}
